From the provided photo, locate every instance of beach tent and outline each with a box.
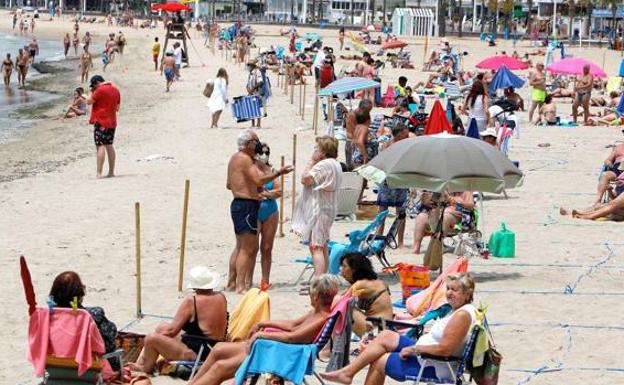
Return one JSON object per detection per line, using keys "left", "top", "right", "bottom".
{"left": 424, "top": 100, "right": 452, "bottom": 135}
{"left": 488, "top": 65, "right": 525, "bottom": 93}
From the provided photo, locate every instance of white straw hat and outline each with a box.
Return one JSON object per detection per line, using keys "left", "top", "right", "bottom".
{"left": 187, "top": 266, "right": 221, "bottom": 290}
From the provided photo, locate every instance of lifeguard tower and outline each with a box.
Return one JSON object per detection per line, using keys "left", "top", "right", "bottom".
{"left": 161, "top": 23, "right": 190, "bottom": 66}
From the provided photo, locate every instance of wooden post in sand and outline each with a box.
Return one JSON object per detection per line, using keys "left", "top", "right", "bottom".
{"left": 290, "top": 76, "right": 295, "bottom": 104}
{"left": 602, "top": 50, "right": 607, "bottom": 72}
{"left": 313, "top": 85, "right": 319, "bottom": 135}
{"left": 284, "top": 65, "right": 289, "bottom": 94}
{"left": 279, "top": 156, "right": 285, "bottom": 237}
{"left": 423, "top": 36, "right": 429, "bottom": 65}
{"left": 298, "top": 82, "right": 303, "bottom": 115}
{"left": 301, "top": 83, "right": 307, "bottom": 120}
{"left": 177, "top": 179, "right": 190, "bottom": 292}
{"left": 134, "top": 202, "right": 142, "bottom": 318}
{"left": 291, "top": 134, "right": 297, "bottom": 217}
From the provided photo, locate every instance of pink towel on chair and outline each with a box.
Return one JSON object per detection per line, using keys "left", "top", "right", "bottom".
{"left": 28, "top": 307, "right": 105, "bottom": 376}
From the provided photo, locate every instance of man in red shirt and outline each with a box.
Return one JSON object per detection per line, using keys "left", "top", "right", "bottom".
{"left": 87, "top": 75, "right": 120, "bottom": 178}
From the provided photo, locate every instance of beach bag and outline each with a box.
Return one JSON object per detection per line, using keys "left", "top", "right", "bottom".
{"left": 470, "top": 318, "right": 502, "bottom": 385}
{"left": 487, "top": 222, "right": 515, "bottom": 258}
{"left": 424, "top": 236, "right": 443, "bottom": 270}
{"left": 385, "top": 263, "right": 430, "bottom": 302}
{"left": 203, "top": 80, "right": 214, "bottom": 98}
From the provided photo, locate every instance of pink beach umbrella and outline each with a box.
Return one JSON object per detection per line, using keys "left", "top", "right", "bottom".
{"left": 546, "top": 57, "right": 608, "bottom": 78}
{"left": 476, "top": 55, "right": 529, "bottom": 70}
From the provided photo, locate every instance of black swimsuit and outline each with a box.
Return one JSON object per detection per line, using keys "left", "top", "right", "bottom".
{"left": 180, "top": 296, "right": 218, "bottom": 360}
{"left": 357, "top": 287, "right": 390, "bottom": 313}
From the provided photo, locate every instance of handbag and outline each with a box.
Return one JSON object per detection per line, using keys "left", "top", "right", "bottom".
{"left": 471, "top": 318, "right": 502, "bottom": 385}
{"left": 203, "top": 80, "right": 214, "bottom": 98}
{"left": 424, "top": 206, "right": 445, "bottom": 270}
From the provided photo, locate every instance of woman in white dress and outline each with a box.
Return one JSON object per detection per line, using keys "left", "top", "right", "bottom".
{"left": 292, "top": 136, "right": 343, "bottom": 276}
{"left": 462, "top": 81, "right": 489, "bottom": 132}
{"left": 208, "top": 68, "right": 228, "bottom": 128}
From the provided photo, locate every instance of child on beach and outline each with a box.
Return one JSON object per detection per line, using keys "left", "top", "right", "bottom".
{"left": 161, "top": 50, "right": 176, "bottom": 92}
{"left": 151, "top": 37, "right": 160, "bottom": 71}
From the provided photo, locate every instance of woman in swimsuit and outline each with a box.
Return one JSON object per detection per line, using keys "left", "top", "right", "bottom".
{"left": 334, "top": 253, "right": 393, "bottom": 336}
{"left": 72, "top": 32, "right": 80, "bottom": 56}
{"left": 2, "top": 53, "right": 14, "bottom": 86}
{"left": 63, "top": 33, "right": 71, "bottom": 57}
{"left": 64, "top": 87, "right": 87, "bottom": 118}
{"left": 129, "top": 266, "right": 227, "bottom": 373}
{"left": 255, "top": 143, "right": 281, "bottom": 287}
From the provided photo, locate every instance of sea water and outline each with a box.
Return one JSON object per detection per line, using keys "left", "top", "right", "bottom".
{"left": 0, "top": 32, "right": 66, "bottom": 142}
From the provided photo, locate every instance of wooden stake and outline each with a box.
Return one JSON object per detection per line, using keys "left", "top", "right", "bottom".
{"left": 290, "top": 75, "right": 295, "bottom": 104}
{"left": 291, "top": 134, "right": 297, "bottom": 218}
{"left": 313, "top": 95, "right": 319, "bottom": 134}
{"left": 177, "top": 179, "right": 190, "bottom": 292}
{"left": 302, "top": 83, "right": 307, "bottom": 120}
{"left": 602, "top": 50, "right": 607, "bottom": 72}
{"left": 135, "top": 202, "right": 142, "bottom": 318}
{"left": 423, "top": 36, "right": 429, "bottom": 65}
{"left": 299, "top": 82, "right": 303, "bottom": 115}
{"left": 279, "top": 156, "right": 285, "bottom": 237}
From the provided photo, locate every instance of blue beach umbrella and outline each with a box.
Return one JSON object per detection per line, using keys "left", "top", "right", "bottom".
{"left": 488, "top": 65, "right": 525, "bottom": 93}
{"left": 617, "top": 94, "right": 624, "bottom": 115}
{"left": 466, "top": 118, "right": 480, "bottom": 139}
{"left": 446, "top": 99, "right": 454, "bottom": 124}
{"left": 317, "top": 77, "right": 381, "bottom": 97}
{"left": 619, "top": 58, "right": 624, "bottom": 77}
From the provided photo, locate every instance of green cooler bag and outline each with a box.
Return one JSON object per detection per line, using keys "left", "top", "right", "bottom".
{"left": 488, "top": 222, "right": 515, "bottom": 258}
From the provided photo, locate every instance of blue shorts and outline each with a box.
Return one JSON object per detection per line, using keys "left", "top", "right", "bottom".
{"left": 164, "top": 68, "right": 174, "bottom": 81}
{"left": 230, "top": 198, "right": 259, "bottom": 235}
{"left": 384, "top": 335, "right": 440, "bottom": 382}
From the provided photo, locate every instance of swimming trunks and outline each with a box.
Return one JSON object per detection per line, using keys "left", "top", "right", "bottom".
{"left": 164, "top": 68, "right": 174, "bottom": 81}
{"left": 29, "top": 49, "right": 36, "bottom": 58}
{"left": 230, "top": 198, "right": 260, "bottom": 235}
{"left": 576, "top": 91, "right": 591, "bottom": 102}
{"left": 531, "top": 88, "right": 546, "bottom": 102}
{"left": 93, "top": 123, "right": 115, "bottom": 146}
{"left": 258, "top": 181, "right": 278, "bottom": 222}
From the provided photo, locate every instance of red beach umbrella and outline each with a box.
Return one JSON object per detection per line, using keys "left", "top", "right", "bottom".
{"left": 424, "top": 100, "right": 452, "bottom": 135}
{"left": 381, "top": 40, "right": 408, "bottom": 50}
{"left": 20, "top": 255, "right": 37, "bottom": 316}
{"left": 476, "top": 55, "right": 528, "bottom": 70}
{"left": 150, "top": 2, "right": 192, "bottom": 12}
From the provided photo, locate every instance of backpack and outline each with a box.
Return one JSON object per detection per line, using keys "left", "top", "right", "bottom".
{"left": 203, "top": 80, "right": 214, "bottom": 98}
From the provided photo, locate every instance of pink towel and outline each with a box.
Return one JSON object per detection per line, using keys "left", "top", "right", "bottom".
{"left": 28, "top": 307, "right": 105, "bottom": 376}
{"left": 313, "top": 295, "right": 352, "bottom": 342}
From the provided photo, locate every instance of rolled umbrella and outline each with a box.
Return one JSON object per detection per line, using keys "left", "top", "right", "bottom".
{"left": 466, "top": 118, "right": 480, "bottom": 139}
{"left": 488, "top": 65, "right": 525, "bottom": 93}
{"left": 317, "top": 77, "right": 380, "bottom": 97}
{"left": 150, "top": 2, "right": 192, "bottom": 12}
{"left": 546, "top": 57, "right": 607, "bottom": 78}
{"left": 356, "top": 133, "right": 523, "bottom": 193}
{"left": 20, "top": 255, "right": 37, "bottom": 316}
{"left": 476, "top": 55, "right": 528, "bottom": 71}
{"left": 381, "top": 40, "right": 408, "bottom": 50}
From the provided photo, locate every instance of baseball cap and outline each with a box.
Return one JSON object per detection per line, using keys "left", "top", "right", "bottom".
{"left": 89, "top": 75, "right": 105, "bottom": 88}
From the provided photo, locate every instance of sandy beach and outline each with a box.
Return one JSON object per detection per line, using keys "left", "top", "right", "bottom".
{"left": 1, "top": 11, "right": 623, "bottom": 385}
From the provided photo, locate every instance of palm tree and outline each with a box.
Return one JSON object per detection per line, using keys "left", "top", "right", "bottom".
{"left": 458, "top": 0, "right": 464, "bottom": 37}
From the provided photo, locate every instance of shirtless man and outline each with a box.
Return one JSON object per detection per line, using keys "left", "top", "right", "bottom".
{"left": 573, "top": 64, "right": 594, "bottom": 125}
{"left": 160, "top": 50, "right": 176, "bottom": 92}
{"left": 528, "top": 63, "right": 546, "bottom": 123}
{"left": 538, "top": 95, "right": 558, "bottom": 125}
{"left": 28, "top": 38, "right": 39, "bottom": 64}
{"left": 2, "top": 53, "right": 14, "bottom": 86}
{"left": 344, "top": 99, "right": 373, "bottom": 171}
{"left": 82, "top": 31, "right": 92, "bottom": 52}
{"left": 79, "top": 46, "right": 93, "bottom": 83}
{"left": 226, "top": 130, "right": 293, "bottom": 293}
{"left": 16, "top": 48, "right": 29, "bottom": 88}
{"left": 103, "top": 35, "right": 117, "bottom": 71}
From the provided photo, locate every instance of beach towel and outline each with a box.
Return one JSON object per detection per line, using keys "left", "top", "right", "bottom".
{"left": 227, "top": 288, "right": 270, "bottom": 342}
{"left": 234, "top": 339, "right": 316, "bottom": 385}
{"left": 28, "top": 307, "right": 105, "bottom": 376}
{"left": 325, "top": 298, "right": 353, "bottom": 372}
{"left": 406, "top": 257, "right": 469, "bottom": 317}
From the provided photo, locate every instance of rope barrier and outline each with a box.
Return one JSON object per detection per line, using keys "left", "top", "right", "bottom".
{"left": 514, "top": 326, "right": 572, "bottom": 385}
{"left": 564, "top": 242, "right": 617, "bottom": 294}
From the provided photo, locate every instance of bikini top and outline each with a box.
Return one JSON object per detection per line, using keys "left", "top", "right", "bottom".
{"left": 181, "top": 296, "right": 205, "bottom": 336}
{"left": 357, "top": 287, "right": 390, "bottom": 313}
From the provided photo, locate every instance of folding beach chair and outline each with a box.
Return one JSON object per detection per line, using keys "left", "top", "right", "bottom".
{"left": 294, "top": 211, "right": 390, "bottom": 284}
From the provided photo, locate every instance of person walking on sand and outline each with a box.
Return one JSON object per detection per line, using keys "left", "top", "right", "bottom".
{"left": 226, "top": 130, "right": 293, "bottom": 293}
{"left": 246, "top": 59, "right": 264, "bottom": 128}
{"left": 28, "top": 38, "right": 39, "bottom": 65}
{"left": 16, "top": 48, "right": 28, "bottom": 88}
{"left": 79, "top": 46, "right": 93, "bottom": 84}
{"left": 173, "top": 42, "right": 182, "bottom": 79}
{"left": 573, "top": 64, "right": 594, "bottom": 125}
{"left": 2, "top": 53, "right": 14, "bottom": 86}
{"left": 63, "top": 33, "right": 71, "bottom": 57}
{"left": 151, "top": 37, "right": 160, "bottom": 71}
{"left": 528, "top": 62, "right": 546, "bottom": 124}
{"left": 12, "top": 14, "right": 17, "bottom": 30}
{"left": 86, "top": 75, "right": 121, "bottom": 179}
{"left": 207, "top": 67, "right": 228, "bottom": 128}
{"left": 82, "top": 31, "right": 91, "bottom": 52}
{"left": 72, "top": 32, "right": 80, "bottom": 56}
{"left": 116, "top": 31, "right": 126, "bottom": 55}
{"left": 30, "top": 17, "right": 35, "bottom": 34}
{"left": 19, "top": 18, "right": 25, "bottom": 35}
{"left": 161, "top": 49, "right": 176, "bottom": 92}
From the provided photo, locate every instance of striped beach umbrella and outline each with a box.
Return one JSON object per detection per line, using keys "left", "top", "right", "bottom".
{"left": 317, "top": 77, "right": 380, "bottom": 97}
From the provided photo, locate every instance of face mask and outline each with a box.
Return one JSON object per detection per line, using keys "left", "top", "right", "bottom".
{"left": 254, "top": 141, "right": 263, "bottom": 155}
{"left": 256, "top": 154, "right": 269, "bottom": 164}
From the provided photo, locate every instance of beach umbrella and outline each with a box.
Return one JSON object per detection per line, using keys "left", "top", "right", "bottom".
{"left": 381, "top": 40, "right": 408, "bottom": 50}
{"left": 424, "top": 100, "right": 452, "bottom": 135}
{"left": 20, "top": 255, "right": 37, "bottom": 316}
{"left": 488, "top": 65, "right": 525, "bottom": 93}
{"left": 317, "top": 77, "right": 380, "bottom": 97}
{"left": 617, "top": 94, "right": 624, "bottom": 115}
{"left": 546, "top": 57, "right": 607, "bottom": 78}
{"left": 466, "top": 118, "right": 480, "bottom": 139}
{"left": 476, "top": 55, "right": 528, "bottom": 70}
{"left": 356, "top": 133, "right": 524, "bottom": 193}
{"left": 150, "top": 2, "right": 192, "bottom": 12}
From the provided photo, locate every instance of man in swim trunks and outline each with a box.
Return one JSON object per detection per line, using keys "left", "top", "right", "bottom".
{"left": 82, "top": 31, "right": 92, "bottom": 52}
{"left": 2, "top": 53, "right": 14, "bottom": 86}
{"left": 28, "top": 38, "right": 39, "bottom": 64}
{"left": 79, "top": 46, "right": 92, "bottom": 84}
{"left": 161, "top": 49, "right": 175, "bottom": 92}
{"left": 87, "top": 75, "right": 121, "bottom": 178}
{"left": 226, "top": 130, "right": 293, "bottom": 293}
{"left": 16, "top": 48, "right": 28, "bottom": 88}
{"left": 528, "top": 62, "right": 546, "bottom": 124}
{"left": 573, "top": 64, "right": 594, "bottom": 125}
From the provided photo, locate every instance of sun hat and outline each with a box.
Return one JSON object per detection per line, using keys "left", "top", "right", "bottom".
{"left": 186, "top": 266, "right": 221, "bottom": 290}
{"left": 480, "top": 127, "right": 498, "bottom": 138}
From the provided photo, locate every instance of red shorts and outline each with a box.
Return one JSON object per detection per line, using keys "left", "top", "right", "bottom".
{"left": 153, "top": 54, "right": 158, "bottom": 62}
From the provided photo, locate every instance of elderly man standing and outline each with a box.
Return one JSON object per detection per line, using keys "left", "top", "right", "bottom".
{"left": 87, "top": 75, "right": 120, "bottom": 178}
{"left": 226, "top": 130, "right": 293, "bottom": 293}
{"left": 528, "top": 63, "right": 546, "bottom": 124}
{"left": 573, "top": 64, "right": 594, "bottom": 125}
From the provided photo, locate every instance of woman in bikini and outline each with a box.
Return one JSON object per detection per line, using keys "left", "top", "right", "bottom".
{"left": 2, "top": 53, "right": 14, "bottom": 86}
{"left": 64, "top": 87, "right": 87, "bottom": 118}
{"left": 72, "top": 32, "right": 80, "bottom": 56}
{"left": 129, "top": 266, "right": 227, "bottom": 374}
{"left": 63, "top": 33, "right": 71, "bottom": 57}
{"left": 334, "top": 253, "right": 393, "bottom": 336}
{"left": 16, "top": 48, "right": 28, "bottom": 88}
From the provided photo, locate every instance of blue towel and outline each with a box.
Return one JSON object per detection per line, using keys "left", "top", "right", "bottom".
{"left": 328, "top": 242, "right": 347, "bottom": 274}
{"left": 235, "top": 339, "right": 317, "bottom": 385}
